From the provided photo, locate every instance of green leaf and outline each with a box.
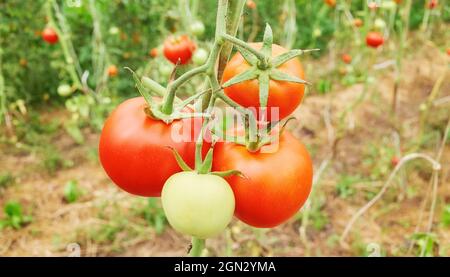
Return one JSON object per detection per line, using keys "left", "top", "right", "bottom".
{"left": 64, "top": 180, "right": 81, "bottom": 203}
{"left": 269, "top": 68, "right": 311, "bottom": 85}
{"left": 64, "top": 122, "right": 85, "bottom": 144}
{"left": 4, "top": 202, "right": 22, "bottom": 217}
{"left": 441, "top": 205, "right": 450, "bottom": 227}
{"left": 222, "top": 68, "right": 258, "bottom": 88}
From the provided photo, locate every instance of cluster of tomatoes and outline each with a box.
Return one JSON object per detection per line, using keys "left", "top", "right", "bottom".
{"left": 99, "top": 42, "right": 313, "bottom": 239}
{"left": 149, "top": 23, "right": 208, "bottom": 67}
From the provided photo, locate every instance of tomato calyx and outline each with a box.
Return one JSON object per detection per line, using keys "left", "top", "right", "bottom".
{"left": 127, "top": 67, "right": 209, "bottom": 124}
{"left": 210, "top": 116, "right": 297, "bottom": 153}
{"left": 168, "top": 145, "right": 245, "bottom": 178}
{"left": 221, "top": 24, "right": 316, "bottom": 112}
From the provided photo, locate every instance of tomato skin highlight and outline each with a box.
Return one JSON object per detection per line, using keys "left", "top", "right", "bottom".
{"left": 366, "top": 32, "right": 384, "bottom": 48}
{"left": 163, "top": 35, "right": 196, "bottom": 65}
{"left": 162, "top": 171, "right": 235, "bottom": 239}
{"left": 222, "top": 43, "right": 306, "bottom": 122}
{"left": 212, "top": 131, "right": 313, "bottom": 228}
{"left": 42, "top": 27, "right": 58, "bottom": 44}
{"left": 99, "top": 97, "right": 202, "bottom": 197}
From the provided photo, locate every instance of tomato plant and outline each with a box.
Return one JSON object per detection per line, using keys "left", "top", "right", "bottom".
{"left": 222, "top": 43, "right": 307, "bottom": 121}
{"left": 212, "top": 131, "right": 313, "bottom": 228}
{"left": 41, "top": 27, "right": 58, "bottom": 44}
{"left": 163, "top": 35, "right": 196, "bottom": 65}
{"left": 366, "top": 32, "right": 384, "bottom": 48}
{"left": 161, "top": 171, "right": 235, "bottom": 239}
{"left": 99, "top": 97, "right": 201, "bottom": 197}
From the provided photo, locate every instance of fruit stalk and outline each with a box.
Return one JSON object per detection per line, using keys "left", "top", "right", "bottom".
{"left": 189, "top": 237, "right": 206, "bottom": 257}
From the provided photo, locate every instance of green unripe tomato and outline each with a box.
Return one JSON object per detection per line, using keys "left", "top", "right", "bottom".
{"left": 313, "top": 28, "right": 322, "bottom": 38}
{"left": 161, "top": 171, "right": 235, "bottom": 239}
{"left": 190, "top": 21, "right": 205, "bottom": 37}
{"left": 192, "top": 48, "right": 208, "bottom": 65}
{"left": 374, "top": 18, "right": 386, "bottom": 30}
{"left": 109, "top": 26, "right": 120, "bottom": 35}
{"left": 159, "top": 63, "right": 173, "bottom": 78}
{"left": 381, "top": 1, "right": 396, "bottom": 10}
{"left": 57, "top": 84, "right": 73, "bottom": 97}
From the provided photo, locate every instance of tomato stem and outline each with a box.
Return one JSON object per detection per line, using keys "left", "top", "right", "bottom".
{"left": 189, "top": 237, "right": 205, "bottom": 257}
{"left": 161, "top": 65, "right": 207, "bottom": 114}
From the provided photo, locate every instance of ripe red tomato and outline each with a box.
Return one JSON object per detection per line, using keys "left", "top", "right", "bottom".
{"left": 99, "top": 97, "right": 202, "bottom": 197}
{"left": 246, "top": 0, "right": 256, "bottom": 9}
{"left": 222, "top": 43, "right": 306, "bottom": 122}
{"left": 107, "top": 65, "right": 118, "bottom": 77}
{"left": 427, "top": 0, "right": 438, "bottom": 9}
{"left": 149, "top": 48, "right": 159, "bottom": 58}
{"left": 163, "top": 35, "right": 196, "bottom": 65}
{"left": 42, "top": 27, "right": 58, "bottom": 44}
{"left": 366, "top": 32, "right": 384, "bottom": 48}
{"left": 394, "top": 0, "right": 402, "bottom": 4}
{"left": 324, "top": 0, "right": 336, "bottom": 8}
{"left": 447, "top": 48, "right": 450, "bottom": 56}
{"left": 342, "top": 54, "right": 352, "bottom": 64}
{"left": 353, "top": 18, "right": 363, "bottom": 28}
{"left": 212, "top": 131, "right": 313, "bottom": 228}
{"left": 391, "top": 156, "right": 399, "bottom": 167}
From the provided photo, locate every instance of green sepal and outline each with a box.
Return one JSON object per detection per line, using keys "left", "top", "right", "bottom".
{"left": 222, "top": 67, "right": 258, "bottom": 88}
{"left": 269, "top": 68, "right": 311, "bottom": 85}
{"left": 235, "top": 45, "right": 258, "bottom": 65}
{"left": 141, "top": 76, "right": 166, "bottom": 97}
{"left": 166, "top": 146, "right": 192, "bottom": 171}
{"left": 198, "top": 147, "right": 214, "bottom": 174}
{"left": 271, "top": 49, "right": 320, "bottom": 68}
{"left": 261, "top": 24, "right": 273, "bottom": 57}
{"left": 125, "top": 67, "right": 155, "bottom": 107}
{"left": 211, "top": 170, "right": 247, "bottom": 179}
